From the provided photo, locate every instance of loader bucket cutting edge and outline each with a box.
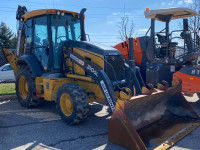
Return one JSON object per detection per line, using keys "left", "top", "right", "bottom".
{"left": 108, "top": 82, "right": 200, "bottom": 150}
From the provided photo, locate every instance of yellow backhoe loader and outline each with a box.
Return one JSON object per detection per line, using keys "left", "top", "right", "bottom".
{"left": 2, "top": 5, "right": 200, "bottom": 150}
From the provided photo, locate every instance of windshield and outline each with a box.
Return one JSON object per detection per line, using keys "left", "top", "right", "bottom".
{"left": 51, "top": 14, "right": 81, "bottom": 44}
{"left": 51, "top": 14, "right": 81, "bottom": 70}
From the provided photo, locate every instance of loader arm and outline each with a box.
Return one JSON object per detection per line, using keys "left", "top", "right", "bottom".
{"left": 64, "top": 46, "right": 118, "bottom": 112}
{"left": 2, "top": 48, "right": 19, "bottom": 75}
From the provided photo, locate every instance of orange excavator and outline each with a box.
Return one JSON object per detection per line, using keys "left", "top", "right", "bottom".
{"left": 114, "top": 7, "right": 200, "bottom": 98}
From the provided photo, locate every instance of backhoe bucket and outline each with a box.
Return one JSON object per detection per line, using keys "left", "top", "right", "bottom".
{"left": 108, "top": 80, "right": 200, "bottom": 150}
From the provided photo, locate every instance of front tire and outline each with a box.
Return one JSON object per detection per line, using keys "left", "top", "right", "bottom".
{"left": 15, "top": 66, "right": 43, "bottom": 107}
{"left": 56, "top": 83, "right": 89, "bottom": 125}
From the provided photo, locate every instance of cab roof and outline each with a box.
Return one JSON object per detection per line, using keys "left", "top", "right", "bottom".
{"left": 144, "top": 7, "right": 197, "bottom": 22}
{"left": 22, "top": 9, "right": 80, "bottom": 21}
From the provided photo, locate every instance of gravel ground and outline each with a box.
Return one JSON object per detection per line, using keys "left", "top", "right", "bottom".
{"left": 0, "top": 94, "right": 200, "bottom": 150}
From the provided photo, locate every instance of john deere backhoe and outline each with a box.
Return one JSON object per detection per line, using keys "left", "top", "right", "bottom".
{"left": 2, "top": 6, "right": 200, "bottom": 150}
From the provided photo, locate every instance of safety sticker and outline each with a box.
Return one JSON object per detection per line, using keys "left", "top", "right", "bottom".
{"left": 70, "top": 54, "right": 84, "bottom": 66}
{"left": 100, "top": 80, "right": 115, "bottom": 112}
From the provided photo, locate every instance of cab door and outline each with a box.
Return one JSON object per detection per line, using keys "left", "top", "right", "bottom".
{"left": 32, "top": 16, "right": 50, "bottom": 72}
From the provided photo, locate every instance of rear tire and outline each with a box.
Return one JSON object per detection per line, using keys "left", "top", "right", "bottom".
{"left": 15, "top": 66, "right": 43, "bottom": 108}
{"left": 56, "top": 83, "right": 89, "bottom": 125}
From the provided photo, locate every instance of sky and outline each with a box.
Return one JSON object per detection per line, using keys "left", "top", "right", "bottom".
{"left": 0, "top": 0, "right": 194, "bottom": 46}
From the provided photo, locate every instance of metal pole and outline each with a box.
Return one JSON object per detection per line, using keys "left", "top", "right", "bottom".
{"left": 128, "top": 37, "right": 136, "bottom": 68}
{"left": 166, "top": 21, "right": 169, "bottom": 58}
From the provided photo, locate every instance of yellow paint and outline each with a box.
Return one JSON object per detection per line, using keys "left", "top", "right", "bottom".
{"left": 22, "top": 9, "right": 79, "bottom": 22}
{"left": 42, "top": 77, "right": 106, "bottom": 102}
{"left": 115, "top": 99, "right": 125, "bottom": 111}
{"left": 77, "top": 80, "right": 105, "bottom": 102}
{"left": 35, "top": 77, "right": 47, "bottom": 96}
{"left": 63, "top": 47, "right": 105, "bottom": 76}
{"left": 18, "top": 76, "right": 28, "bottom": 99}
{"left": 66, "top": 74, "right": 92, "bottom": 82}
{"left": 60, "top": 93, "right": 73, "bottom": 116}
{"left": 63, "top": 46, "right": 104, "bottom": 75}
{"left": 73, "top": 48, "right": 105, "bottom": 70}
{"left": 74, "top": 63, "right": 85, "bottom": 75}
{"left": 2, "top": 48, "right": 19, "bottom": 75}
{"left": 65, "top": 59, "right": 73, "bottom": 72}
{"left": 119, "top": 88, "right": 132, "bottom": 100}
{"left": 43, "top": 78, "right": 72, "bottom": 101}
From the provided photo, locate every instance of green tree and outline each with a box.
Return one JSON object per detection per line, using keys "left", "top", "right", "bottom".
{"left": 10, "top": 35, "right": 17, "bottom": 49}
{"left": 0, "top": 22, "right": 16, "bottom": 48}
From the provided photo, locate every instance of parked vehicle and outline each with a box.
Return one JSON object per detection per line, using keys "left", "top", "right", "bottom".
{"left": 0, "top": 64, "right": 15, "bottom": 82}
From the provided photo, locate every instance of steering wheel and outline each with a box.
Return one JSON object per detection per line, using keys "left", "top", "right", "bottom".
{"left": 34, "top": 41, "right": 43, "bottom": 46}
{"left": 57, "top": 36, "right": 66, "bottom": 41}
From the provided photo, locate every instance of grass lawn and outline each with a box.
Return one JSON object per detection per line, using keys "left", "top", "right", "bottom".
{"left": 0, "top": 82, "right": 16, "bottom": 96}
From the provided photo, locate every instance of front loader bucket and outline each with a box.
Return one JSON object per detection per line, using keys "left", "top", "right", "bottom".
{"left": 108, "top": 81, "right": 200, "bottom": 150}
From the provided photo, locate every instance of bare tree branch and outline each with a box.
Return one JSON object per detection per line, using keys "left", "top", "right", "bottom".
{"left": 118, "top": 12, "right": 135, "bottom": 42}
{"left": 188, "top": 0, "right": 200, "bottom": 34}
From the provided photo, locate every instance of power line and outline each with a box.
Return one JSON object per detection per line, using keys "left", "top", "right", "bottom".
{"left": 7, "top": 0, "right": 145, "bottom": 10}
{"left": 91, "top": 41, "right": 117, "bottom": 43}
{"left": 0, "top": 6, "right": 16, "bottom": 9}
{"left": 89, "top": 34, "right": 145, "bottom": 37}
{"left": 0, "top": 10, "right": 145, "bottom": 19}
{"left": 0, "top": 10, "right": 15, "bottom": 12}
{"left": 87, "top": 16, "right": 144, "bottom": 18}
{"left": 0, "top": 7, "right": 144, "bottom": 17}
{"left": 90, "top": 35, "right": 120, "bottom": 36}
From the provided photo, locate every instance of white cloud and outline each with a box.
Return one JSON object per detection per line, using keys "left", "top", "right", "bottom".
{"left": 112, "top": 12, "right": 120, "bottom": 16}
{"left": 138, "top": 28, "right": 148, "bottom": 32}
{"left": 184, "top": 0, "right": 192, "bottom": 4}
{"left": 161, "top": 2, "right": 165, "bottom": 5}
{"left": 168, "top": 0, "right": 175, "bottom": 5}
{"left": 178, "top": 1, "right": 183, "bottom": 5}
{"left": 107, "top": 21, "right": 114, "bottom": 24}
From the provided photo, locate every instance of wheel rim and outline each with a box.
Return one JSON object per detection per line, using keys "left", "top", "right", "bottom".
{"left": 60, "top": 93, "right": 73, "bottom": 116}
{"left": 19, "top": 76, "right": 28, "bottom": 99}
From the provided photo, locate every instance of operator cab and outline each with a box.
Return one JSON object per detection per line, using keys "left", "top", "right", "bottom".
{"left": 144, "top": 7, "right": 198, "bottom": 60}
{"left": 16, "top": 8, "right": 84, "bottom": 73}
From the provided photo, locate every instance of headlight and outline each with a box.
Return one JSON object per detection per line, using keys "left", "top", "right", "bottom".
{"left": 57, "top": 11, "right": 61, "bottom": 15}
{"left": 61, "top": 12, "right": 65, "bottom": 16}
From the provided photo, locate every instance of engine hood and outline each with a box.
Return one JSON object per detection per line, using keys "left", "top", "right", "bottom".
{"left": 63, "top": 40, "right": 122, "bottom": 56}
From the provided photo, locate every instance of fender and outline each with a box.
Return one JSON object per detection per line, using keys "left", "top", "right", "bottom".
{"left": 17, "top": 54, "right": 42, "bottom": 77}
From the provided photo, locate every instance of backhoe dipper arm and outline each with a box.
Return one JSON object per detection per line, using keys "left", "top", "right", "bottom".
{"left": 1, "top": 48, "right": 19, "bottom": 75}
{"left": 64, "top": 48, "right": 117, "bottom": 112}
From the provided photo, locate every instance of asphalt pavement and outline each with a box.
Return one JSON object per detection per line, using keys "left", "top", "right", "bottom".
{"left": 0, "top": 95, "right": 200, "bottom": 150}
